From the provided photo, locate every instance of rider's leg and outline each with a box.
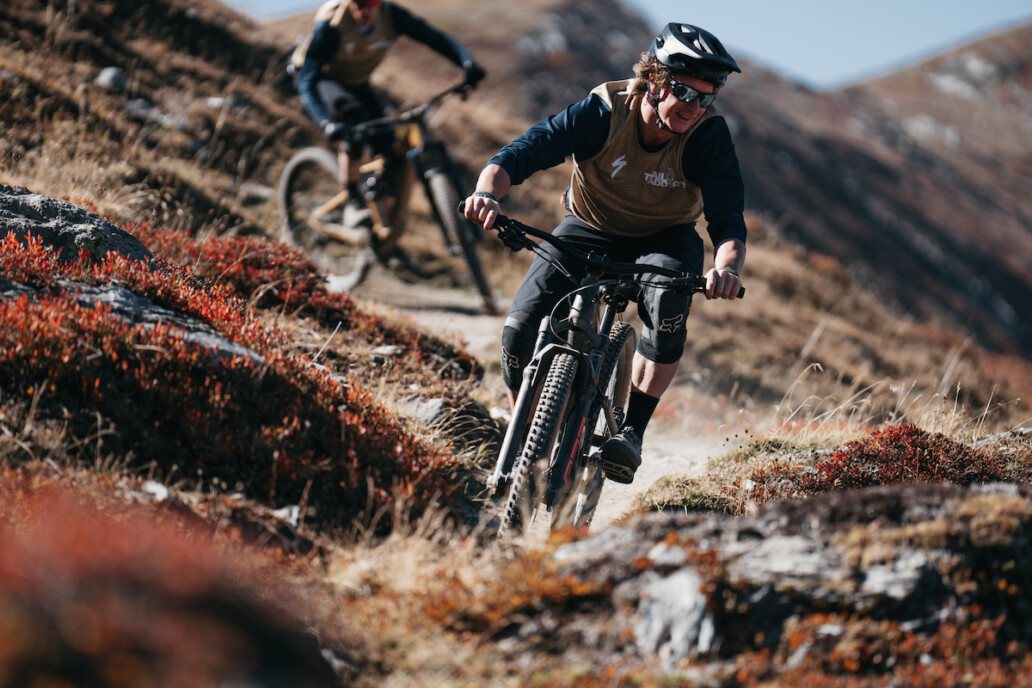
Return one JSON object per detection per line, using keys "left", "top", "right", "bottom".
{"left": 623, "top": 356, "right": 678, "bottom": 437}
{"left": 318, "top": 80, "right": 380, "bottom": 214}
{"left": 600, "top": 224, "right": 704, "bottom": 482}
{"left": 501, "top": 216, "right": 603, "bottom": 409}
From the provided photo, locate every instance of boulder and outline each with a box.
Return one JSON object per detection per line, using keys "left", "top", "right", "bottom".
{"left": 0, "top": 184, "right": 152, "bottom": 263}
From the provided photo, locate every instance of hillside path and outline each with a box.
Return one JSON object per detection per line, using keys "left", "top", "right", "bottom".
{"left": 340, "top": 272, "right": 729, "bottom": 525}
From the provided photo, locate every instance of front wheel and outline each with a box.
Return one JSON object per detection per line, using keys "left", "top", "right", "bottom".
{"left": 498, "top": 353, "right": 577, "bottom": 539}
{"left": 278, "top": 147, "right": 375, "bottom": 291}
{"left": 426, "top": 171, "right": 498, "bottom": 315}
{"left": 551, "top": 322, "right": 635, "bottom": 531}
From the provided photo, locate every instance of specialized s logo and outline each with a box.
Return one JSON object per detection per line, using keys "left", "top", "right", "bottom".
{"left": 610, "top": 155, "right": 628, "bottom": 179}
{"left": 644, "top": 168, "right": 687, "bottom": 189}
{"left": 658, "top": 314, "right": 684, "bottom": 333}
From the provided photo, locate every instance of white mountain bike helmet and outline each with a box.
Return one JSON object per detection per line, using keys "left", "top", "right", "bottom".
{"left": 649, "top": 23, "right": 741, "bottom": 86}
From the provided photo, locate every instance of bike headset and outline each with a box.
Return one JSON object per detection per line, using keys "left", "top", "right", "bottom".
{"left": 647, "top": 22, "right": 741, "bottom": 132}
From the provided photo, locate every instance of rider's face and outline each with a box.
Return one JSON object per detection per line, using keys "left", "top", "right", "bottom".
{"left": 349, "top": 0, "right": 380, "bottom": 26}
{"left": 653, "top": 74, "right": 714, "bottom": 132}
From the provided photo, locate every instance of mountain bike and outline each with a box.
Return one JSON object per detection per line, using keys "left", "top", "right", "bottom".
{"left": 475, "top": 208, "right": 744, "bottom": 539}
{"left": 278, "top": 81, "right": 497, "bottom": 314}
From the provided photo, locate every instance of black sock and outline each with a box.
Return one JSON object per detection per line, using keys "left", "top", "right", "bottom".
{"left": 624, "top": 391, "right": 659, "bottom": 438}
{"left": 346, "top": 182, "right": 362, "bottom": 202}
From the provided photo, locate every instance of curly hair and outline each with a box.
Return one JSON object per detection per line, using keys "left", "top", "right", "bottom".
{"left": 630, "top": 53, "right": 673, "bottom": 97}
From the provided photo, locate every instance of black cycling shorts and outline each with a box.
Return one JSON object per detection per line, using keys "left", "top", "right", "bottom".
{"left": 313, "top": 80, "right": 393, "bottom": 154}
{"left": 501, "top": 214, "right": 705, "bottom": 391}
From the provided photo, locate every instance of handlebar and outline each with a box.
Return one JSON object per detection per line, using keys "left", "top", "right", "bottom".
{"left": 458, "top": 200, "right": 744, "bottom": 297}
{"left": 346, "top": 81, "right": 474, "bottom": 142}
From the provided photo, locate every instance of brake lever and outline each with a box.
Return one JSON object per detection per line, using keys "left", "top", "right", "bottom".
{"left": 497, "top": 227, "right": 533, "bottom": 252}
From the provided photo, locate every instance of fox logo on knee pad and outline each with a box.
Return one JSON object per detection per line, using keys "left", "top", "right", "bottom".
{"left": 658, "top": 314, "right": 684, "bottom": 333}
{"left": 501, "top": 347, "right": 520, "bottom": 369}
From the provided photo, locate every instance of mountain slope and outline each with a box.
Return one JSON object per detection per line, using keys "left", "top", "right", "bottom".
{"left": 720, "top": 24, "right": 1032, "bottom": 356}
{"left": 4, "top": 0, "right": 1031, "bottom": 424}
{"left": 5, "top": 2, "right": 1032, "bottom": 686}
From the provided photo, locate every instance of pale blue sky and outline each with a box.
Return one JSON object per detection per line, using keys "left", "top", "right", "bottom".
{"left": 229, "top": 0, "right": 1032, "bottom": 89}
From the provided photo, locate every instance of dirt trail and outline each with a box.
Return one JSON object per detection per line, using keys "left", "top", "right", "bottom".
{"left": 338, "top": 271, "right": 734, "bottom": 526}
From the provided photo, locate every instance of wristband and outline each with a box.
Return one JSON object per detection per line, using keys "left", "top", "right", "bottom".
{"left": 472, "top": 191, "right": 497, "bottom": 202}
{"left": 718, "top": 266, "right": 740, "bottom": 277}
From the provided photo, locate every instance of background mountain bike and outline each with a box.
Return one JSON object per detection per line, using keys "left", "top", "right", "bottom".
{"left": 278, "top": 81, "right": 497, "bottom": 314}
{"left": 475, "top": 208, "right": 744, "bottom": 539}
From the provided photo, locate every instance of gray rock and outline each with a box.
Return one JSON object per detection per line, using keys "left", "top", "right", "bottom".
{"left": 0, "top": 277, "right": 35, "bottom": 299}
{"left": 0, "top": 184, "right": 152, "bottom": 263}
{"left": 371, "top": 345, "right": 405, "bottom": 357}
{"left": 533, "top": 483, "right": 1032, "bottom": 667}
{"left": 63, "top": 280, "right": 262, "bottom": 363}
{"left": 95, "top": 66, "right": 128, "bottom": 93}
{"left": 635, "top": 568, "right": 714, "bottom": 668}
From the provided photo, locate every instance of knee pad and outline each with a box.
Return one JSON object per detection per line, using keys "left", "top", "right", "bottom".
{"left": 500, "top": 316, "right": 537, "bottom": 391}
{"left": 637, "top": 278, "right": 692, "bottom": 364}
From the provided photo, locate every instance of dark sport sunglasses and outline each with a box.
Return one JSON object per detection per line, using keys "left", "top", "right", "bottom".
{"left": 667, "top": 79, "right": 718, "bottom": 108}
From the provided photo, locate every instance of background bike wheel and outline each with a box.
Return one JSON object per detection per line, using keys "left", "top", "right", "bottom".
{"left": 552, "top": 322, "right": 635, "bottom": 531}
{"left": 278, "top": 147, "right": 374, "bottom": 291}
{"left": 497, "top": 353, "right": 577, "bottom": 540}
{"left": 426, "top": 171, "right": 498, "bottom": 315}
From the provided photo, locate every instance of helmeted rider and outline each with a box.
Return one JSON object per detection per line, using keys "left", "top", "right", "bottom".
{"left": 464, "top": 22, "right": 746, "bottom": 484}
{"left": 291, "top": 0, "right": 486, "bottom": 222}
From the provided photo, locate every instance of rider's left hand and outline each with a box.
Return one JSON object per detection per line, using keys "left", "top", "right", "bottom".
{"left": 463, "top": 61, "right": 486, "bottom": 88}
{"left": 705, "top": 266, "right": 742, "bottom": 300}
{"left": 464, "top": 191, "right": 499, "bottom": 230}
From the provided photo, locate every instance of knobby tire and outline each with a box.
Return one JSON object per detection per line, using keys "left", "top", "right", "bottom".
{"left": 551, "top": 322, "right": 635, "bottom": 531}
{"left": 497, "top": 353, "right": 577, "bottom": 539}
{"left": 426, "top": 171, "right": 497, "bottom": 315}
{"left": 278, "top": 147, "right": 374, "bottom": 291}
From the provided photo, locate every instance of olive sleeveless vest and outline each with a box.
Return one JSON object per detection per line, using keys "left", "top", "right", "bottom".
{"left": 292, "top": 1, "right": 398, "bottom": 87}
{"left": 568, "top": 80, "right": 713, "bottom": 237}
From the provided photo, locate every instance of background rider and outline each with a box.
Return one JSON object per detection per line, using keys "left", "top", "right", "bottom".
{"left": 292, "top": 0, "right": 485, "bottom": 222}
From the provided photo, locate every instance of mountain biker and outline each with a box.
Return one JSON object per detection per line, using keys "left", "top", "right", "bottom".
{"left": 463, "top": 22, "right": 746, "bottom": 485}
{"left": 291, "top": 0, "right": 486, "bottom": 225}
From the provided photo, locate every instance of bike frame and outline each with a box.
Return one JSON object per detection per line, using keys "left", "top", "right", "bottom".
{"left": 483, "top": 210, "right": 744, "bottom": 530}
{"left": 343, "top": 82, "right": 473, "bottom": 246}
{"left": 490, "top": 276, "right": 631, "bottom": 504}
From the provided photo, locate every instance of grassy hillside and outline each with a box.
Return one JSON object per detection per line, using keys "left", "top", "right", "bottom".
{"left": 3, "top": 1, "right": 1032, "bottom": 685}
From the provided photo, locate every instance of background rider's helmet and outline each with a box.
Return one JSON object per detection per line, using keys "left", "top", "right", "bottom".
{"left": 649, "top": 23, "right": 741, "bottom": 86}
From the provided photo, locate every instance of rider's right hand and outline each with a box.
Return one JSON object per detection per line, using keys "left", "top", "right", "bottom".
{"left": 322, "top": 120, "right": 347, "bottom": 141}
{"left": 464, "top": 191, "right": 500, "bottom": 231}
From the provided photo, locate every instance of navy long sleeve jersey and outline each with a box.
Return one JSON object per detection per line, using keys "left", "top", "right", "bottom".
{"left": 298, "top": 4, "right": 473, "bottom": 125}
{"left": 489, "top": 93, "right": 748, "bottom": 246}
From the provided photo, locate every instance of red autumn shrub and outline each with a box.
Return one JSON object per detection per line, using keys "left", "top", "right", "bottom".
{"left": 0, "top": 234, "right": 457, "bottom": 531}
{"left": 0, "top": 482, "right": 344, "bottom": 687}
{"left": 726, "top": 426, "right": 1010, "bottom": 512}
{"left": 814, "top": 423, "right": 1006, "bottom": 490}
{"left": 129, "top": 223, "right": 477, "bottom": 376}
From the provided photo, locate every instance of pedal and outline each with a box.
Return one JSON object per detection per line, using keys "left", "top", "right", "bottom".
{"left": 600, "top": 458, "right": 635, "bottom": 484}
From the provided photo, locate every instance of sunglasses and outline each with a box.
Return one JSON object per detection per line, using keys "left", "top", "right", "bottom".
{"left": 667, "top": 79, "right": 718, "bottom": 108}
{"left": 355, "top": 0, "right": 380, "bottom": 8}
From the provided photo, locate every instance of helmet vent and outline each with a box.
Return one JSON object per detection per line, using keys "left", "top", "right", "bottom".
{"left": 693, "top": 36, "right": 715, "bottom": 56}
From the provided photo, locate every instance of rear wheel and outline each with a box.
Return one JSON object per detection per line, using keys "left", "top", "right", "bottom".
{"left": 426, "top": 171, "right": 497, "bottom": 315}
{"left": 278, "top": 147, "right": 374, "bottom": 291}
{"left": 498, "top": 353, "right": 577, "bottom": 539}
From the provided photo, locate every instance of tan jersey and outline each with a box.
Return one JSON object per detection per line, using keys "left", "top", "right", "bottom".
{"left": 568, "top": 81, "right": 714, "bottom": 237}
{"left": 291, "top": 0, "right": 398, "bottom": 87}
